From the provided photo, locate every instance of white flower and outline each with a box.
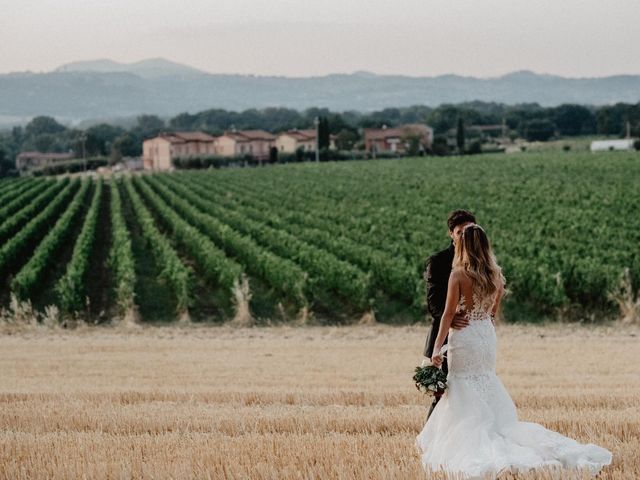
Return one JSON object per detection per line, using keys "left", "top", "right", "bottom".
{"left": 421, "top": 358, "right": 432, "bottom": 367}
{"left": 427, "top": 384, "right": 438, "bottom": 392}
{"left": 437, "top": 381, "right": 445, "bottom": 389}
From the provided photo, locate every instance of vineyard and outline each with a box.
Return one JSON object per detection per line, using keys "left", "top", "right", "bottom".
{"left": 0, "top": 151, "right": 638, "bottom": 324}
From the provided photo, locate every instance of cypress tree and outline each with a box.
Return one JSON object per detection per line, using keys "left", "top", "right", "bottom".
{"left": 319, "top": 117, "right": 330, "bottom": 150}
{"left": 456, "top": 117, "right": 465, "bottom": 155}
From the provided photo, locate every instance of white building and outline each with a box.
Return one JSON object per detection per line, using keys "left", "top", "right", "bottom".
{"left": 590, "top": 139, "right": 635, "bottom": 152}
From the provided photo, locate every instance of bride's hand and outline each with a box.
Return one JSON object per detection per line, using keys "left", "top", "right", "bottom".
{"left": 432, "top": 354, "right": 443, "bottom": 368}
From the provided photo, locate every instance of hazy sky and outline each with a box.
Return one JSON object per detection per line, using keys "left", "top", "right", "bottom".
{"left": 1, "top": 0, "right": 638, "bottom": 77}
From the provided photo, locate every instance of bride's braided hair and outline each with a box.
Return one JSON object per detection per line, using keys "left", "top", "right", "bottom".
{"left": 453, "top": 223, "right": 505, "bottom": 303}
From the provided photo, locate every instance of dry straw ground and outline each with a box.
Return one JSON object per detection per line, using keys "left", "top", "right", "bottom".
{"left": 0, "top": 321, "right": 638, "bottom": 479}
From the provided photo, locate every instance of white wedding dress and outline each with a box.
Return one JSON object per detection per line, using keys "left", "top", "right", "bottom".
{"left": 415, "top": 290, "right": 612, "bottom": 479}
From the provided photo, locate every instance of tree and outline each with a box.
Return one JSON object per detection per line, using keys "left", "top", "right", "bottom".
{"left": 260, "top": 107, "right": 301, "bottom": 132}
{"left": 86, "top": 123, "right": 126, "bottom": 155}
{"left": 33, "top": 133, "right": 59, "bottom": 153}
{"left": 112, "top": 133, "right": 140, "bottom": 157}
{"left": 467, "top": 140, "right": 482, "bottom": 155}
{"left": 524, "top": 119, "right": 555, "bottom": 141}
{"left": 0, "top": 144, "right": 15, "bottom": 176}
{"left": 402, "top": 132, "right": 424, "bottom": 156}
{"left": 504, "top": 104, "right": 546, "bottom": 137}
{"left": 456, "top": 118, "right": 465, "bottom": 154}
{"left": 325, "top": 113, "right": 349, "bottom": 134}
{"left": 303, "top": 108, "right": 331, "bottom": 128}
{"left": 25, "top": 116, "right": 66, "bottom": 137}
{"left": 431, "top": 135, "right": 450, "bottom": 156}
{"left": 269, "top": 146, "right": 278, "bottom": 164}
{"left": 20, "top": 117, "right": 72, "bottom": 153}
{"left": 11, "top": 126, "right": 24, "bottom": 147}
{"left": 318, "top": 116, "right": 330, "bottom": 150}
{"left": 368, "top": 108, "right": 402, "bottom": 127}
{"left": 398, "top": 105, "right": 433, "bottom": 124}
{"left": 135, "top": 115, "right": 165, "bottom": 139}
{"left": 169, "top": 112, "right": 197, "bottom": 130}
{"left": 595, "top": 103, "right": 635, "bottom": 136}
{"left": 335, "top": 128, "right": 358, "bottom": 150}
{"left": 427, "top": 105, "right": 460, "bottom": 133}
{"left": 552, "top": 104, "right": 596, "bottom": 136}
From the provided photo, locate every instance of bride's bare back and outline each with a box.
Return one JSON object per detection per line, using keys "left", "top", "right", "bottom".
{"left": 452, "top": 268, "right": 504, "bottom": 322}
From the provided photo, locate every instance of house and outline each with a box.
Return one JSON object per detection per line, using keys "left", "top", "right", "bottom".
{"left": 16, "top": 151, "right": 75, "bottom": 172}
{"left": 142, "top": 131, "right": 217, "bottom": 170}
{"left": 275, "top": 129, "right": 337, "bottom": 153}
{"left": 216, "top": 129, "right": 276, "bottom": 161}
{"left": 590, "top": 139, "right": 635, "bottom": 152}
{"left": 364, "top": 124, "right": 433, "bottom": 155}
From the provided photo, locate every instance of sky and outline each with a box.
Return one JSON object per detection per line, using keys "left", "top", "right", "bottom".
{"left": 1, "top": 0, "right": 638, "bottom": 78}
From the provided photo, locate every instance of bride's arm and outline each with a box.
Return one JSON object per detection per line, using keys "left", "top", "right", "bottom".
{"left": 490, "top": 281, "right": 505, "bottom": 325}
{"left": 432, "top": 271, "right": 461, "bottom": 365}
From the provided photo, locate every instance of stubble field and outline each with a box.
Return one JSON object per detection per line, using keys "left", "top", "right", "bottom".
{"left": 0, "top": 322, "right": 638, "bottom": 479}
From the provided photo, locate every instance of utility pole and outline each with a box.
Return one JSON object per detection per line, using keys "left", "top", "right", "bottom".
{"left": 314, "top": 116, "right": 320, "bottom": 162}
{"left": 626, "top": 121, "right": 631, "bottom": 139}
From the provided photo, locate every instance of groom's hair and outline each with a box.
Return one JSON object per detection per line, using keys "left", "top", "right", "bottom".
{"left": 447, "top": 210, "right": 476, "bottom": 232}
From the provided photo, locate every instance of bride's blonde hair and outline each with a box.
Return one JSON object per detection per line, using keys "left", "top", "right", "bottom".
{"left": 453, "top": 224, "right": 506, "bottom": 301}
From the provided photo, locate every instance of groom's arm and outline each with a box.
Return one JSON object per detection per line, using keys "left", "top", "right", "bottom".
{"left": 424, "top": 256, "right": 443, "bottom": 320}
{"left": 423, "top": 255, "right": 444, "bottom": 358}
{"left": 426, "top": 254, "right": 461, "bottom": 322}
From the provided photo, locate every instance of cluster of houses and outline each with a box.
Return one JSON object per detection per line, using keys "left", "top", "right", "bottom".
{"left": 142, "top": 124, "right": 433, "bottom": 170}
{"left": 13, "top": 123, "right": 434, "bottom": 173}
{"left": 143, "top": 129, "right": 326, "bottom": 170}
{"left": 15, "top": 120, "right": 637, "bottom": 174}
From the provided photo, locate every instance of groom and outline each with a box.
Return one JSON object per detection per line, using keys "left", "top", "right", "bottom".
{"left": 423, "top": 209, "right": 476, "bottom": 421}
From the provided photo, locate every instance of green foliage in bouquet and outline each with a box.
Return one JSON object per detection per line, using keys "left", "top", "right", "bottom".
{"left": 413, "top": 364, "right": 448, "bottom": 396}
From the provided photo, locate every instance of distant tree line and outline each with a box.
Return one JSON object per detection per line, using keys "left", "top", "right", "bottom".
{"left": 1, "top": 101, "right": 639, "bottom": 175}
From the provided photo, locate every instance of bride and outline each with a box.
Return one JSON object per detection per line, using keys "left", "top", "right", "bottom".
{"left": 415, "top": 223, "right": 612, "bottom": 479}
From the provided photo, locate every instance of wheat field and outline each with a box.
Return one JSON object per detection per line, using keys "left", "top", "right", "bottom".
{"left": 0, "top": 321, "right": 637, "bottom": 479}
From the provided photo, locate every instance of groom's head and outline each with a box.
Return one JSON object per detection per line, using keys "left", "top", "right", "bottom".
{"left": 447, "top": 210, "right": 476, "bottom": 245}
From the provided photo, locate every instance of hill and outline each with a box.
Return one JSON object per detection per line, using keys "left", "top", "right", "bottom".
{"left": 1, "top": 59, "right": 640, "bottom": 126}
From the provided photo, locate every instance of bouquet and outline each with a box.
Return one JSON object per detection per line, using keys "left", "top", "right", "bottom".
{"left": 413, "top": 355, "right": 448, "bottom": 396}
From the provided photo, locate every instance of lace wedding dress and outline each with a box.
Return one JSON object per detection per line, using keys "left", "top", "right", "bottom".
{"left": 415, "top": 289, "right": 612, "bottom": 479}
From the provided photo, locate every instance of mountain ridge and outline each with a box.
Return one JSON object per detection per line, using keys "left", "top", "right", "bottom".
{"left": 53, "top": 58, "right": 207, "bottom": 78}
{"left": 1, "top": 58, "right": 639, "bottom": 127}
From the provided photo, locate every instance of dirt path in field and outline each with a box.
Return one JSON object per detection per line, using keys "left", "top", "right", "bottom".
{"left": 31, "top": 183, "right": 93, "bottom": 312}
{"left": 118, "top": 181, "right": 176, "bottom": 322}
{"left": 86, "top": 180, "right": 113, "bottom": 322}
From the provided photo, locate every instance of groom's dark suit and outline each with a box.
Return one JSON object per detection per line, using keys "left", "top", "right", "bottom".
{"left": 423, "top": 240, "right": 455, "bottom": 420}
